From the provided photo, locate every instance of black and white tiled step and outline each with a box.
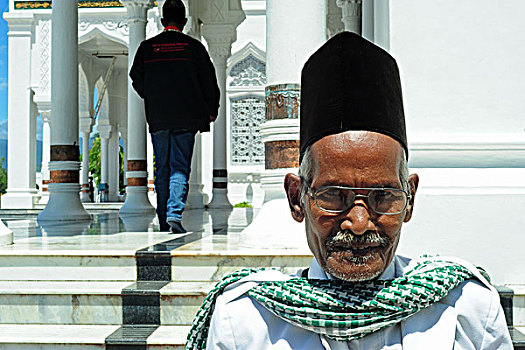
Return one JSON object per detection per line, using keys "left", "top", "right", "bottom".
{"left": 0, "top": 281, "right": 213, "bottom": 326}
{"left": 0, "top": 324, "right": 189, "bottom": 349}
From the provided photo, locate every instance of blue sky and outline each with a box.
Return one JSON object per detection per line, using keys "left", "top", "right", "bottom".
{"left": 0, "top": 0, "right": 8, "bottom": 124}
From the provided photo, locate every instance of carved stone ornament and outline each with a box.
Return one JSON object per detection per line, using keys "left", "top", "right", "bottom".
{"left": 119, "top": 0, "right": 154, "bottom": 24}
{"left": 14, "top": 1, "right": 130, "bottom": 10}
{"left": 265, "top": 84, "right": 301, "bottom": 121}
{"left": 78, "top": 15, "right": 128, "bottom": 35}
{"left": 229, "top": 54, "right": 266, "bottom": 87}
{"left": 230, "top": 97, "right": 265, "bottom": 165}
{"left": 38, "top": 19, "right": 51, "bottom": 95}
{"left": 336, "top": 0, "right": 362, "bottom": 16}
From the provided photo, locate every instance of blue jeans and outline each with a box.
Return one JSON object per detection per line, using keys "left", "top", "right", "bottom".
{"left": 151, "top": 129, "right": 196, "bottom": 229}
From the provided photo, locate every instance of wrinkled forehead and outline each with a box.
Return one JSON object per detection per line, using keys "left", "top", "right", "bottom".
{"left": 309, "top": 131, "right": 405, "bottom": 180}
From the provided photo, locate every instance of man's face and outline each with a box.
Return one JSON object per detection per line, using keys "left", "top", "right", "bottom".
{"left": 285, "top": 131, "right": 418, "bottom": 282}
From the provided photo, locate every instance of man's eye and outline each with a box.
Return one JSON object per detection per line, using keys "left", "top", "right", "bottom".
{"left": 317, "top": 189, "right": 343, "bottom": 200}
{"left": 372, "top": 190, "right": 392, "bottom": 200}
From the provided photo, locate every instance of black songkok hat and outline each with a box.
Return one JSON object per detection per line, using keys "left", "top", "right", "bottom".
{"left": 300, "top": 32, "right": 408, "bottom": 162}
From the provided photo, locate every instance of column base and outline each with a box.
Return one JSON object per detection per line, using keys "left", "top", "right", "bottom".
{"left": 186, "top": 183, "right": 205, "bottom": 209}
{"left": 39, "top": 191, "right": 50, "bottom": 205}
{"left": 37, "top": 183, "right": 91, "bottom": 222}
{"left": 0, "top": 219, "right": 13, "bottom": 246}
{"left": 119, "top": 186, "right": 155, "bottom": 215}
{"left": 260, "top": 168, "right": 296, "bottom": 203}
{"left": 208, "top": 188, "right": 233, "bottom": 209}
{"left": 80, "top": 191, "right": 91, "bottom": 203}
{"left": 120, "top": 212, "right": 156, "bottom": 232}
{"left": 1, "top": 189, "right": 41, "bottom": 209}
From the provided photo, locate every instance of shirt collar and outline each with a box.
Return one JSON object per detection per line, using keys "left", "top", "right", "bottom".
{"left": 308, "top": 257, "right": 397, "bottom": 280}
{"left": 164, "top": 25, "right": 180, "bottom": 32}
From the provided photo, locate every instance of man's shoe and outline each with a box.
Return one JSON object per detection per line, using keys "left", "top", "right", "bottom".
{"left": 168, "top": 220, "right": 187, "bottom": 234}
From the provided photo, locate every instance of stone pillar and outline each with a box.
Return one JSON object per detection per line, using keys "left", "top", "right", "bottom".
{"left": 146, "top": 132, "right": 155, "bottom": 199}
{"left": 202, "top": 24, "right": 236, "bottom": 209}
{"left": 119, "top": 0, "right": 156, "bottom": 215}
{"left": 261, "top": 0, "right": 326, "bottom": 202}
{"left": 327, "top": 0, "right": 344, "bottom": 38}
{"left": 121, "top": 126, "right": 128, "bottom": 189}
{"left": 38, "top": 0, "right": 90, "bottom": 222}
{"left": 337, "top": 0, "right": 362, "bottom": 34}
{"left": 98, "top": 124, "right": 111, "bottom": 202}
{"left": 79, "top": 115, "right": 93, "bottom": 203}
{"left": 108, "top": 123, "right": 120, "bottom": 202}
{"left": 39, "top": 109, "right": 51, "bottom": 203}
{"left": 1, "top": 12, "right": 40, "bottom": 209}
{"left": 186, "top": 132, "right": 204, "bottom": 209}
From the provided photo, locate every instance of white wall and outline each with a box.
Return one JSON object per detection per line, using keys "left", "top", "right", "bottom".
{"left": 390, "top": 0, "right": 525, "bottom": 140}
{"left": 389, "top": 0, "right": 525, "bottom": 284}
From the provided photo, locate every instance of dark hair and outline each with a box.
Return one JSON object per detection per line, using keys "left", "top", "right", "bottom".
{"left": 162, "top": 0, "right": 185, "bottom": 24}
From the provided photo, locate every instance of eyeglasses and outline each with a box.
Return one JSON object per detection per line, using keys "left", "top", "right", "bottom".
{"left": 303, "top": 180, "right": 410, "bottom": 215}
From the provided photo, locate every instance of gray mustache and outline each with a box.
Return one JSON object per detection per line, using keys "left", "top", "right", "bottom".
{"left": 326, "top": 230, "right": 389, "bottom": 249}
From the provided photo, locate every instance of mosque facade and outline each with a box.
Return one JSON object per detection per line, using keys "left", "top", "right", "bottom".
{"left": 2, "top": 0, "right": 525, "bottom": 282}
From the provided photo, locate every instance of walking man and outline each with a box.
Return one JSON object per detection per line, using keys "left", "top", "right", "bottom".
{"left": 130, "top": 0, "right": 219, "bottom": 233}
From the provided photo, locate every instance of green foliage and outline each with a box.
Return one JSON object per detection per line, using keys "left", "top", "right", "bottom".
{"left": 233, "top": 201, "right": 253, "bottom": 208}
{"left": 118, "top": 143, "right": 125, "bottom": 194}
{"left": 89, "top": 134, "right": 101, "bottom": 187}
{"left": 87, "top": 134, "right": 126, "bottom": 194}
{"left": 0, "top": 157, "right": 7, "bottom": 195}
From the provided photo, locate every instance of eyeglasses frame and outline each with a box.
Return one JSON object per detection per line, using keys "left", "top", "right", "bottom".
{"left": 301, "top": 178, "right": 412, "bottom": 216}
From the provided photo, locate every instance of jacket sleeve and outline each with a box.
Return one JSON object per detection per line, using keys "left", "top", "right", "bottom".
{"left": 197, "top": 43, "right": 220, "bottom": 118}
{"left": 129, "top": 42, "right": 146, "bottom": 99}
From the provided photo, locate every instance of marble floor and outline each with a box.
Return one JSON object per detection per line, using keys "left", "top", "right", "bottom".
{"left": 0, "top": 205, "right": 311, "bottom": 255}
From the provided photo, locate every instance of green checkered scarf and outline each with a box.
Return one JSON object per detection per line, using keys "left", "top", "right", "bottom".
{"left": 186, "top": 256, "right": 485, "bottom": 349}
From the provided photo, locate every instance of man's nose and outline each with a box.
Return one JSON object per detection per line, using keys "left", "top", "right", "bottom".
{"left": 339, "top": 203, "right": 374, "bottom": 235}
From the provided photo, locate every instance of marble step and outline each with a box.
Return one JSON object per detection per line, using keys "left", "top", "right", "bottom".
{"left": 0, "top": 248, "right": 313, "bottom": 283}
{"left": 0, "top": 281, "right": 214, "bottom": 326}
{"left": 0, "top": 324, "right": 189, "bottom": 349}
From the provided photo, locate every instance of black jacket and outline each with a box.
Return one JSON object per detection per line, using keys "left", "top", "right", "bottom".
{"left": 130, "top": 30, "right": 220, "bottom": 133}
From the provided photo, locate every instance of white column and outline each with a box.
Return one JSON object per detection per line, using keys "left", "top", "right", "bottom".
{"left": 108, "top": 125, "right": 120, "bottom": 202}
{"left": 79, "top": 114, "right": 93, "bottom": 203}
{"left": 1, "top": 13, "right": 40, "bottom": 209}
{"left": 119, "top": 0, "right": 155, "bottom": 215}
{"left": 202, "top": 25, "right": 236, "bottom": 209}
{"left": 98, "top": 124, "right": 111, "bottom": 202}
{"left": 121, "top": 126, "right": 128, "bottom": 189}
{"left": 39, "top": 109, "right": 51, "bottom": 203}
{"left": 38, "top": 0, "right": 90, "bottom": 222}
{"left": 362, "top": 0, "right": 374, "bottom": 41}
{"left": 336, "top": 0, "right": 362, "bottom": 35}
{"left": 146, "top": 132, "right": 155, "bottom": 200}
{"left": 186, "top": 132, "right": 204, "bottom": 209}
{"left": 260, "top": 0, "right": 326, "bottom": 202}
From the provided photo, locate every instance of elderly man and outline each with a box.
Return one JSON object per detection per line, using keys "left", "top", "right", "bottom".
{"left": 186, "top": 32, "right": 512, "bottom": 349}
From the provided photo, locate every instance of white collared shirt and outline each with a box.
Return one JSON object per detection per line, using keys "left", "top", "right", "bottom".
{"left": 206, "top": 255, "right": 512, "bottom": 349}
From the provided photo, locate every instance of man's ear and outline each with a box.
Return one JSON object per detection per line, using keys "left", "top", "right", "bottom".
{"left": 404, "top": 173, "right": 419, "bottom": 223}
{"left": 284, "top": 173, "right": 304, "bottom": 223}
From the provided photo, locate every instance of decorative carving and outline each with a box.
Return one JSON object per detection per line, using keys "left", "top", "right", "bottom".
{"left": 229, "top": 54, "right": 266, "bottom": 87}
{"left": 38, "top": 19, "right": 51, "bottom": 95}
{"left": 265, "top": 140, "right": 300, "bottom": 170}
{"left": 336, "top": 0, "right": 362, "bottom": 33}
{"left": 210, "top": 1, "right": 226, "bottom": 22}
{"left": 120, "top": 0, "right": 154, "bottom": 24}
{"left": 265, "top": 84, "right": 300, "bottom": 121}
{"left": 230, "top": 97, "right": 265, "bottom": 165}
{"left": 14, "top": 1, "right": 144, "bottom": 9}
{"left": 202, "top": 24, "right": 235, "bottom": 61}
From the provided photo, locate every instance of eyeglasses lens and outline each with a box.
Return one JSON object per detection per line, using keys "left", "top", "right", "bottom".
{"left": 314, "top": 188, "right": 407, "bottom": 214}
